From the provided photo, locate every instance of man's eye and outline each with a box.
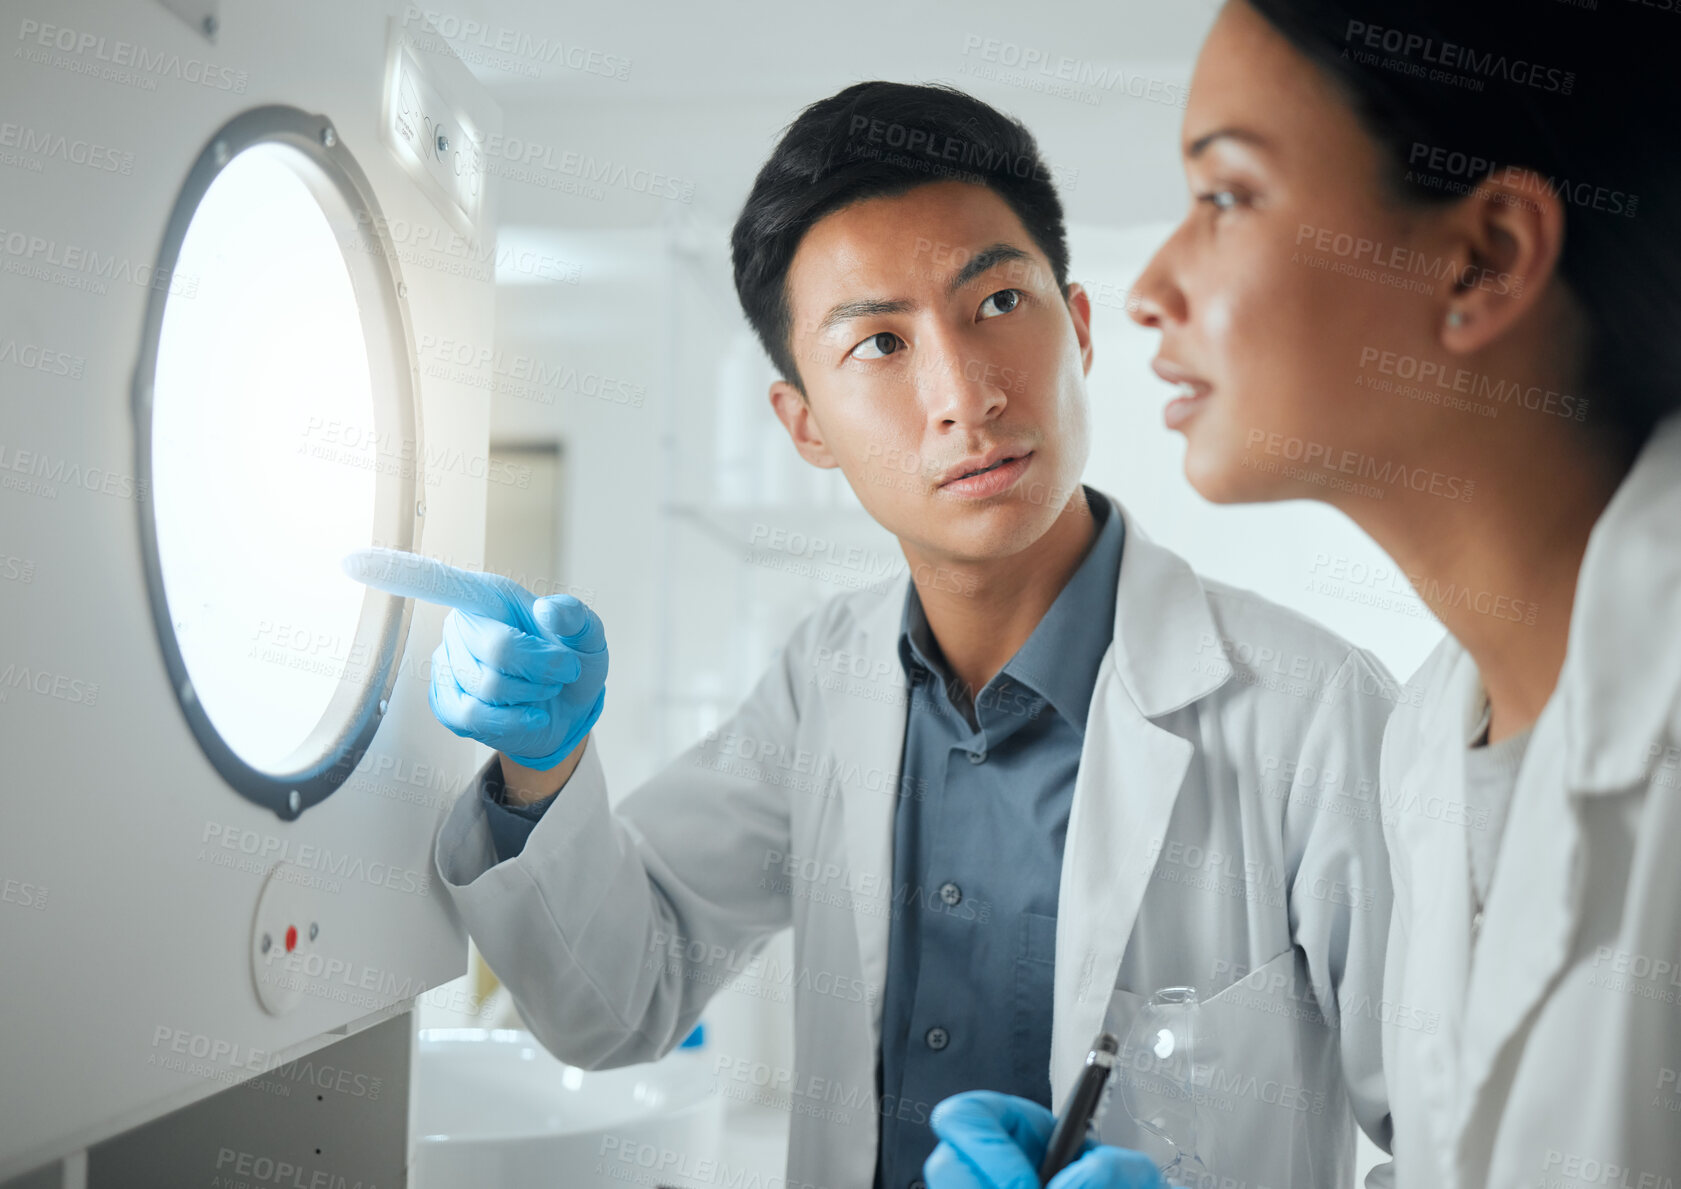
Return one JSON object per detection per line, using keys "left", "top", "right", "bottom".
{"left": 850, "top": 332, "right": 903, "bottom": 361}
{"left": 979, "top": 289, "right": 1022, "bottom": 319}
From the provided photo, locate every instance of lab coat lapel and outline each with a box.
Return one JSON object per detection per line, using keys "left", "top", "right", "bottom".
{"left": 1453, "top": 710, "right": 1584, "bottom": 1146}
{"left": 1051, "top": 673, "right": 1194, "bottom": 1101}
{"left": 1386, "top": 648, "right": 1479, "bottom": 1137}
{"left": 1050, "top": 502, "right": 1228, "bottom": 1104}
{"left": 818, "top": 577, "right": 911, "bottom": 1044}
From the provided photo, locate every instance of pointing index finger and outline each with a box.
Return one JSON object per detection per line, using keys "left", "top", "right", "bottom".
{"left": 342, "top": 547, "right": 514, "bottom": 621}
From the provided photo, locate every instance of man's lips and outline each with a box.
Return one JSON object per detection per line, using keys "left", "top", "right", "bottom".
{"left": 937, "top": 451, "right": 1034, "bottom": 498}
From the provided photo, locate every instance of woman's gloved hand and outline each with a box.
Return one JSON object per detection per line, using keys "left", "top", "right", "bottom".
{"left": 924, "top": 1091, "right": 1164, "bottom": 1189}
{"left": 343, "top": 547, "right": 607, "bottom": 770}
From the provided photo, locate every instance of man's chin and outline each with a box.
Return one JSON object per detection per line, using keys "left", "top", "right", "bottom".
{"left": 904, "top": 500, "right": 1065, "bottom": 566}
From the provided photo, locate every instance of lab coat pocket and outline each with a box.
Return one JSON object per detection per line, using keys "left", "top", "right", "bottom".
{"left": 1011, "top": 911, "right": 1059, "bottom": 1103}
{"left": 1097, "top": 948, "right": 1352, "bottom": 1189}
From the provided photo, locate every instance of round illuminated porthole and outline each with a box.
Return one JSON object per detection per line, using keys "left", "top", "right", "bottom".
{"left": 133, "top": 106, "right": 421, "bottom": 820}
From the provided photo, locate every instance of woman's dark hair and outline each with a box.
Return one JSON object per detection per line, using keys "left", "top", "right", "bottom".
{"left": 1246, "top": 0, "right": 1681, "bottom": 442}
{"left": 731, "top": 81, "right": 1070, "bottom": 392}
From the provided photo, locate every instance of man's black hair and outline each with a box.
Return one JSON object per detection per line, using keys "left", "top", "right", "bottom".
{"left": 730, "top": 81, "right": 1070, "bottom": 393}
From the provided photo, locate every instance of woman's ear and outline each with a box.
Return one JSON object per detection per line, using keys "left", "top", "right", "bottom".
{"left": 1437, "top": 169, "right": 1568, "bottom": 356}
{"left": 769, "top": 379, "right": 840, "bottom": 469}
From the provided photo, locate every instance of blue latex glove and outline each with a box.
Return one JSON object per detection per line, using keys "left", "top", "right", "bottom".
{"left": 342, "top": 547, "right": 607, "bottom": 770}
{"left": 924, "top": 1091, "right": 1164, "bottom": 1189}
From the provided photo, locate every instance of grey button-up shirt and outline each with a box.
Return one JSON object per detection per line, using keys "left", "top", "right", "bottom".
{"left": 875, "top": 488, "right": 1123, "bottom": 1189}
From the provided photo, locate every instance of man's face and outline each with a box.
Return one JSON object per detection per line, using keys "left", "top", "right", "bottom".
{"left": 772, "top": 181, "right": 1094, "bottom": 565}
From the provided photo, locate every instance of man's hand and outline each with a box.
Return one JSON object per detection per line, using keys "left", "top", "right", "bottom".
{"left": 343, "top": 548, "right": 608, "bottom": 788}
{"left": 924, "top": 1091, "right": 1164, "bottom": 1189}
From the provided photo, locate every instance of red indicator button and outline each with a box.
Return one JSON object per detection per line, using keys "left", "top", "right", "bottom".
{"left": 285, "top": 925, "right": 298, "bottom": 953}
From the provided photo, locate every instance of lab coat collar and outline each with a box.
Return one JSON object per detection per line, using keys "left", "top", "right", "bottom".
{"left": 1104, "top": 497, "right": 1234, "bottom": 714}
{"left": 1559, "top": 413, "right": 1681, "bottom": 794}
{"left": 879, "top": 489, "right": 1231, "bottom": 720}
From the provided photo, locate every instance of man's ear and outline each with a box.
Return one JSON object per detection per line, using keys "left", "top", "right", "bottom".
{"left": 769, "top": 379, "right": 840, "bottom": 469}
{"left": 1065, "top": 282, "right": 1095, "bottom": 378}
{"left": 1438, "top": 170, "right": 1568, "bottom": 356}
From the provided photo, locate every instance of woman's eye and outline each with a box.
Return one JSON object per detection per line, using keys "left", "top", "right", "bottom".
{"left": 850, "top": 331, "right": 903, "bottom": 361}
{"left": 979, "top": 288, "right": 1022, "bottom": 319}
{"left": 1196, "top": 187, "right": 1246, "bottom": 214}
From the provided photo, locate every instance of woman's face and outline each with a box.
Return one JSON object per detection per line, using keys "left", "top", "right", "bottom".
{"left": 1130, "top": 0, "right": 1471, "bottom": 507}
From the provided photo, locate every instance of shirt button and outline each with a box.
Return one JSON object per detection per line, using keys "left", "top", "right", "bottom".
{"left": 910, "top": 1180, "right": 927, "bottom": 1189}
{"left": 967, "top": 749, "right": 986, "bottom": 764}
{"left": 939, "top": 882, "right": 963, "bottom": 906}
{"left": 925, "top": 1026, "right": 950, "bottom": 1051}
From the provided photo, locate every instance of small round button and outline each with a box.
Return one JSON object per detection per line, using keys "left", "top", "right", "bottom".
{"left": 910, "top": 1180, "right": 927, "bottom": 1189}
{"left": 925, "top": 1026, "right": 950, "bottom": 1051}
{"left": 939, "top": 882, "right": 962, "bottom": 907}
{"left": 967, "top": 749, "right": 986, "bottom": 764}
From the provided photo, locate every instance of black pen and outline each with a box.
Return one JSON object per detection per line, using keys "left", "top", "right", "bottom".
{"left": 1038, "top": 1031, "right": 1120, "bottom": 1186}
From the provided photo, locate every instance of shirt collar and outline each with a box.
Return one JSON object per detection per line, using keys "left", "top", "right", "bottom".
{"left": 896, "top": 487, "right": 1125, "bottom": 734}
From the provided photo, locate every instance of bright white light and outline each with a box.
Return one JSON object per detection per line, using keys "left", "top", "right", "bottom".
{"left": 151, "top": 144, "right": 379, "bottom": 774}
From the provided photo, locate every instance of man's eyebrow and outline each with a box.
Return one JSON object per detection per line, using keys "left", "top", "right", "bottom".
{"left": 811, "top": 241, "right": 1036, "bottom": 336}
{"left": 947, "top": 242, "right": 1033, "bottom": 296}
{"left": 816, "top": 297, "right": 915, "bottom": 336}
{"left": 1186, "top": 126, "right": 1271, "bottom": 158}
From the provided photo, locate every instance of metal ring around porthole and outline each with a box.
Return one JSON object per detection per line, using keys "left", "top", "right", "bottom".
{"left": 131, "top": 105, "right": 423, "bottom": 821}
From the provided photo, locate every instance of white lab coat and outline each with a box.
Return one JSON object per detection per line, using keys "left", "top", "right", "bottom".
{"left": 1380, "top": 417, "right": 1681, "bottom": 1189}
{"left": 435, "top": 497, "right": 1398, "bottom": 1189}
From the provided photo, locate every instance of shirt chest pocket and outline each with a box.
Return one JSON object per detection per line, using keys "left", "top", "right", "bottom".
{"left": 1094, "top": 948, "right": 1352, "bottom": 1186}
{"left": 1010, "top": 911, "right": 1059, "bottom": 1104}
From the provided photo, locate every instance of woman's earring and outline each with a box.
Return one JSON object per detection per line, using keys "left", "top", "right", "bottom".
{"left": 1446, "top": 309, "right": 1467, "bottom": 329}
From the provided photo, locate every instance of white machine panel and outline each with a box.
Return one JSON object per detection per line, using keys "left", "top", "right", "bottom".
{"left": 0, "top": 1, "right": 500, "bottom": 1174}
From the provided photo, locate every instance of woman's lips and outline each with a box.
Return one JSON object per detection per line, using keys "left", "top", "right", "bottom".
{"left": 939, "top": 452, "right": 1034, "bottom": 499}
{"left": 1164, "top": 384, "right": 1212, "bottom": 431}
